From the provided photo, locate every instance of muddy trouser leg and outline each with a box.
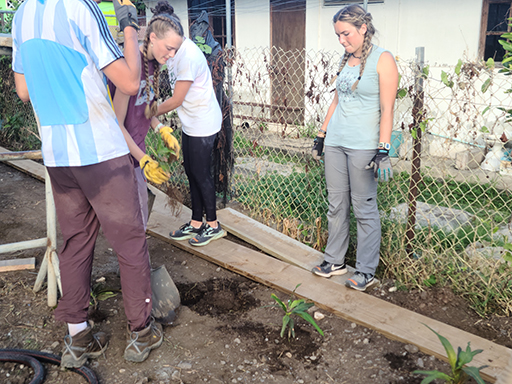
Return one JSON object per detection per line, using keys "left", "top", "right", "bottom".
{"left": 53, "top": 156, "right": 152, "bottom": 332}
{"left": 47, "top": 167, "right": 101, "bottom": 325}
{"left": 347, "top": 147, "right": 381, "bottom": 275}
{"left": 181, "top": 131, "right": 218, "bottom": 222}
{"left": 323, "top": 146, "right": 351, "bottom": 265}
{"left": 134, "top": 166, "right": 149, "bottom": 231}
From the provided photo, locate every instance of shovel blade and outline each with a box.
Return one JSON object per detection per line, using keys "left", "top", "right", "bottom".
{"left": 151, "top": 265, "right": 181, "bottom": 325}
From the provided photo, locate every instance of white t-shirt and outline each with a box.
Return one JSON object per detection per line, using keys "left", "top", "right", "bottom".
{"left": 166, "top": 37, "right": 222, "bottom": 137}
{"left": 12, "top": 0, "right": 129, "bottom": 167}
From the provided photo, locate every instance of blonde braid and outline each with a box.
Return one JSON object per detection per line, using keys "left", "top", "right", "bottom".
{"left": 149, "top": 66, "right": 160, "bottom": 117}
{"left": 330, "top": 52, "right": 350, "bottom": 86}
{"left": 351, "top": 33, "right": 373, "bottom": 91}
{"left": 142, "top": 34, "right": 153, "bottom": 120}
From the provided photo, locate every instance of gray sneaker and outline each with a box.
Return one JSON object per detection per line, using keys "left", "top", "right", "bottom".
{"left": 312, "top": 260, "right": 347, "bottom": 278}
{"left": 124, "top": 318, "right": 163, "bottom": 363}
{"left": 61, "top": 325, "right": 108, "bottom": 368}
{"left": 189, "top": 223, "right": 227, "bottom": 246}
{"left": 169, "top": 222, "right": 205, "bottom": 240}
{"left": 345, "top": 271, "right": 377, "bottom": 291}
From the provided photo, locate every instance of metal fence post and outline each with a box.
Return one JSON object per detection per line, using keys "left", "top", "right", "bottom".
{"left": 405, "top": 47, "right": 425, "bottom": 258}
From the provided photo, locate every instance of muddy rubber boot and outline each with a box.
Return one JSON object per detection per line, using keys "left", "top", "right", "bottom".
{"left": 124, "top": 318, "right": 163, "bottom": 362}
{"left": 61, "top": 325, "right": 108, "bottom": 368}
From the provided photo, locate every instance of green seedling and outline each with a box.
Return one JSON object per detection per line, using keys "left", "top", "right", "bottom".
{"left": 413, "top": 324, "right": 487, "bottom": 384}
{"left": 271, "top": 284, "right": 324, "bottom": 339}
{"left": 90, "top": 282, "right": 119, "bottom": 310}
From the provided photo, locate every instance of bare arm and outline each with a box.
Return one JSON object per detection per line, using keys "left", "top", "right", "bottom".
{"left": 318, "top": 90, "right": 339, "bottom": 138}
{"left": 103, "top": 28, "right": 141, "bottom": 95}
{"left": 156, "top": 80, "right": 193, "bottom": 116}
{"left": 113, "top": 90, "right": 145, "bottom": 162}
{"left": 14, "top": 73, "right": 30, "bottom": 103}
{"left": 377, "top": 52, "right": 399, "bottom": 145}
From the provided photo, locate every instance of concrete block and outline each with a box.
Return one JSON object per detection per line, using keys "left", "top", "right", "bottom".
{"left": 454, "top": 147, "right": 485, "bottom": 170}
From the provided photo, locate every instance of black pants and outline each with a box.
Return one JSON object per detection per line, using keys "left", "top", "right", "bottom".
{"left": 182, "top": 131, "right": 217, "bottom": 222}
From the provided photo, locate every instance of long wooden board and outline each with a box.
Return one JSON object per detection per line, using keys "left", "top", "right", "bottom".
{"left": 0, "top": 146, "right": 45, "bottom": 182}
{"left": 217, "top": 207, "right": 355, "bottom": 285}
{"left": 3, "top": 154, "right": 510, "bottom": 382}
{"left": 0, "top": 257, "right": 35, "bottom": 272}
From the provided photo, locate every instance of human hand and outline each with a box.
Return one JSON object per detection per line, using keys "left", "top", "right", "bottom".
{"left": 160, "top": 126, "right": 180, "bottom": 160}
{"left": 113, "top": 0, "right": 139, "bottom": 31}
{"left": 311, "top": 136, "right": 324, "bottom": 160}
{"left": 365, "top": 149, "right": 393, "bottom": 182}
{"left": 139, "top": 154, "right": 170, "bottom": 185}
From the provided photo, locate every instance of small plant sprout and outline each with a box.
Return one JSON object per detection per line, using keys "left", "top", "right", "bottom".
{"left": 413, "top": 324, "right": 487, "bottom": 384}
{"left": 271, "top": 284, "right": 324, "bottom": 339}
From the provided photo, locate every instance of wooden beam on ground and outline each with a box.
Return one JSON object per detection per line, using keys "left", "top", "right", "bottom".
{"left": 0, "top": 146, "right": 45, "bottom": 182}
{"left": 147, "top": 186, "right": 510, "bottom": 383}
{"left": 217, "top": 207, "right": 355, "bottom": 285}
{"left": 0, "top": 257, "right": 35, "bottom": 272}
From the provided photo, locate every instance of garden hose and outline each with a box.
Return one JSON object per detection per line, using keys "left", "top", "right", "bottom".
{"left": 0, "top": 349, "right": 99, "bottom": 384}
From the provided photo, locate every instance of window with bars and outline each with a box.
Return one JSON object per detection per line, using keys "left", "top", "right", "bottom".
{"left": 480, "top": 0, "right": 512, "bottom": 61}
{"left": 187, "top": 0, "right": 234, "bottom": 49}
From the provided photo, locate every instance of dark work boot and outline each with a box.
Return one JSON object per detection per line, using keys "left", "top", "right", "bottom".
{"left": 61, "top": 325, "right": 108, "bottom": 368}
{"left": 124, "top": 318, "right": 163, "bottom": 362}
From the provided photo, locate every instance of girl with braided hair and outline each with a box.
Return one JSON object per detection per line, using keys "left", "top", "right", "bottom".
{"left": 110, "top": 1, "right": 182, "bottom": 230}
{"left": 153, "top": 4, "right": 225, "bottom": 247}
{"left": 311, "top": 4, "right": 398, "bottom": 291}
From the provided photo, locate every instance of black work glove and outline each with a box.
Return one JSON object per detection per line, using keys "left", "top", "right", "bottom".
{"left": 365, "top": 149, "right": 393, "bottom": 182}
{"left": 113, "top": 0, "right": 139, "bottom": 31}
{"left": 311, "top": 136, "right": 325, "bottom": 160}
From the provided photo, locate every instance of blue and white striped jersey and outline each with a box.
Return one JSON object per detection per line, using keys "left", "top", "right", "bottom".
{"left": 12, "top": 0, "right": 129, "bottom": 167}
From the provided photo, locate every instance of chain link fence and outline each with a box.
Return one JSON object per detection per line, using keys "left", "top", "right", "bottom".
{"left": 1, "top": 42, "right": 512, "bottom": 315}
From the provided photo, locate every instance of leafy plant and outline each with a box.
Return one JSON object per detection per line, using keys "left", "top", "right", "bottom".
{"left": 413, "top": 324, "right": 487, "bottom": 384}
{"left": 193, "top": 36, "right": 212, "bottom": 55}
{"left": 271, "top": 284, "right": 324, "bottom": 339}
{"left": 90, "top": 282, "right": 119, "bottom": 310}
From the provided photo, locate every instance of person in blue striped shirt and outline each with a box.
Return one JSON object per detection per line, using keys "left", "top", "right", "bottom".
{"left": 13, "top": 0, "right": 163, "bottom": 367}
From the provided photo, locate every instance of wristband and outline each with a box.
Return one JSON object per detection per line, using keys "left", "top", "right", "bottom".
{"left": 154, "top": 123, "right": 164, "bottom": 133}
{"left": 378, "top": 142, "right": 391, "bottom": 151}
{"left": 319, "top": 128, "right": 327, "bottom": 134}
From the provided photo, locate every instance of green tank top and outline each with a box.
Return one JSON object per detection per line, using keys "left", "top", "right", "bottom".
{"left": 325, "top": 45, "right": 389, "bottom": 149}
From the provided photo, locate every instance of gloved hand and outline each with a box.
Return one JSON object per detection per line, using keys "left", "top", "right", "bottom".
{"left": 160, "top": 126, "right": 180, "bottom": 160}
{"left": 139, "top": 154, "right": 169, "bottom": 185}
{"left": 113, "top": 0, "right": 139, "bottom": 31}
{"left": 365, "top": 149, "right": 393, "bottom": 182}
{"left": 311, "top": 136, "right": 325, "bottom": 160}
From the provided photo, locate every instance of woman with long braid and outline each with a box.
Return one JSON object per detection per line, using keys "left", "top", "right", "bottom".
{"left": 311, "top": 4, "right": 398, "bottom": 291}
{"left": 155, "top": 4, "right": 225, "bottom": 247}
{"left": 110, "top": 1, "right": 182, "bottom": 230}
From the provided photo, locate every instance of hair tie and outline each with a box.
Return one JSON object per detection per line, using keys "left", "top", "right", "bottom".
{"left": 357, "top": 76, "right": 361, "bottom": 80}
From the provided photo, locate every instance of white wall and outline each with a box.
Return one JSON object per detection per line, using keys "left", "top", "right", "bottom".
{"left": 234, "top": 0, "right": 270, "bottom": 49}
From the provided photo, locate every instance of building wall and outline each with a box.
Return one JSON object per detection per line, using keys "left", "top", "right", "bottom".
{"left": 233, "top": 0, "right": 483, "bottom": 64}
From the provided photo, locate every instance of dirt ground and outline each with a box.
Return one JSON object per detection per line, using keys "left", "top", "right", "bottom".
{"left": 0, "top": 161, "right": 511, "bottom": 384}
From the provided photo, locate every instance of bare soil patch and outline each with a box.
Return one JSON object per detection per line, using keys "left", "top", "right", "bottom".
{"left": 0, "top": 162, "right": 509, "bottom": 384}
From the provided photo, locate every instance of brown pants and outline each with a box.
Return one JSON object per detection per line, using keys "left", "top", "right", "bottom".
{"left": 47, "top": 155, "right": 151, "bottom": 331}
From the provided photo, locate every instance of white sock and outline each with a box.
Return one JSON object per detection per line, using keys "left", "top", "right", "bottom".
{"left": 68, "top": 321, "right": 88, "bottom": 336}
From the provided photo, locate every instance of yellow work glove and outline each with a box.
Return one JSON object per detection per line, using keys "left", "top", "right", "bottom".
{"left": 159, "top": 126, "right": 181, "bottom": 160}
{"left": 139, "top": 154, "right": 169, "bottom": 185}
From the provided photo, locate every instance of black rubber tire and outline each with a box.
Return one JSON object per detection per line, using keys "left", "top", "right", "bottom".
{"left": 0, "top": 349, "right": 99, "bottom": 384}
{"left": 0, "top": 352, "right": 45, "bottom": 384}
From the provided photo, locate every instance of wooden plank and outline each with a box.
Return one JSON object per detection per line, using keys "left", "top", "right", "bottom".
{"left": 0, "top": 146, "right": 45, "bottom": 182}
{"left": 6, "top": 152, "right": 510, "bottom": 382}
{"left": 217, "top": 207, "right": 355, "bottom": 285}
{"left": 0, "top": 257, "right": 36, "bottom": 272}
